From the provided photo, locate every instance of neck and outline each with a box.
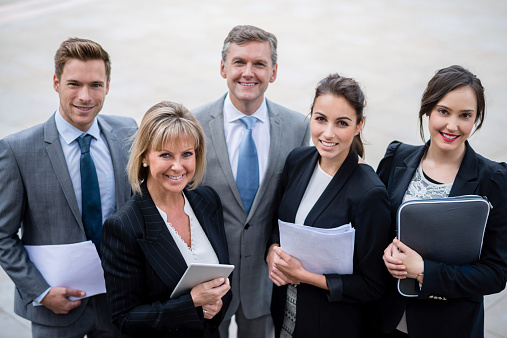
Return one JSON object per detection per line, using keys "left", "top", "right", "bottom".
{"left": 229, "top": 94, "right": 263, "bottom": 116}
{"left": 319, "top": 151, "right": 349, "bottom": 177}
{"left": 425, "top": 142, "right": 466, "bottom": 167}
{"left": 146, "top": 179, "right": 184, "bottom": 210}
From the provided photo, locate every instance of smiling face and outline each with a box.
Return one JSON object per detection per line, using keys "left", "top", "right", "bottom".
{"left": 311, "top": 94, "right": 363, "bottom": 175}
{"left": 427, "top": 86, "right": 477, "bottom": 155}
{"left": 53, "top": 58, "right": 110, "bottom": 132}
{"left": 220, "top": 41, "right": 277, "bottom": 115}
{"left": 144, "top": 137, "right": 196, "bottom": 199}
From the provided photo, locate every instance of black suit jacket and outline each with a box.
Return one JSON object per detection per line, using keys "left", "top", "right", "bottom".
{"left": 101, "top": 183, "right": 232, "bottom": 337}
{"left": 374, "top": 141, "right": 507, "bottom": 338}
{"left": 270, "top": 147, "right": 391, "bottom": 337}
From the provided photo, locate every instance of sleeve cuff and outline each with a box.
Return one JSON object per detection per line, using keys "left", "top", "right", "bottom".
{"left": 325, "top": 274, "right": 343, "bottom": 302}
{"left": 33, "top": 287, "right": 51, "bottom": 306}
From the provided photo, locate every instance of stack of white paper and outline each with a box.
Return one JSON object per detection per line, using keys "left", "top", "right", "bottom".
{"left": 278, "top": 220, "right": 355, "bottom": 275}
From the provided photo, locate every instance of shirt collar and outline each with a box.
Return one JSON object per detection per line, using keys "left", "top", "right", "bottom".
{"left": 55, "top": 108, "right": 101, "bottom": 144}
{"left": 223, "top": 93, "right": 268, "bottom": 124}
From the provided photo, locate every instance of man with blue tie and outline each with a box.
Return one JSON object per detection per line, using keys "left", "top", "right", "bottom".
{"left": 194, "top": 25, "right": 310, "bottom": 338}
{"left": 0, "top": 38, "right": 137, "bottom": 337}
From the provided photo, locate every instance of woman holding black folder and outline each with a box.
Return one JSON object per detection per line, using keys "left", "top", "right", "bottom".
{"left": 266, "top": 74, "right": 391, "bottom": 337}
{"left": 101, "top": 101, "right": 231, "bottom": 337}
{"left": 374, "top": 65, "right": 507, "bottom": 337}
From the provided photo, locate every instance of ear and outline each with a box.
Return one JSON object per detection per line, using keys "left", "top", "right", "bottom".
{"left": 53, "top": 74, "right": 60, "bottom": 93}
{"left": 355, "top": 118, "right": 364, "bottom": 136}
{"left": 269, "top": 63, "right": 278, "bottom": 83}
{"left": 220, "top": 60, "right": 227, "bottom": 79}
{"left": 105, "top": 77, "right": 111, "bottom": 95}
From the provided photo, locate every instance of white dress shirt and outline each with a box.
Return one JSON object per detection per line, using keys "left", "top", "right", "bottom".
{"left": 156, "top": 192, "right": 219, "bottom": 265}
{"left": 223, "top": 93, "right": 270, "bottom": 186}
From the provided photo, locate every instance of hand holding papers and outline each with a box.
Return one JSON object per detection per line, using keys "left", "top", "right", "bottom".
{"left": 278, "top": 220, "right": 355, "bottom": 275}
{"left": 25, "top": 241, "right": 106, "bottom": 304}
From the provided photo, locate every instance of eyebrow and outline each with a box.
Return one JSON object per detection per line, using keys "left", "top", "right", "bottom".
{"left": 314, "top": 112, "right": 353, "bottom": 121}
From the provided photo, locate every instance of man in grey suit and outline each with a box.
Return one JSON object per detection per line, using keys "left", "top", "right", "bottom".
{"left": 0, "top": 38, "right": 137, "bottom": 337}
{"left": 194, "top": 25, "right": 310, "bottom": 337}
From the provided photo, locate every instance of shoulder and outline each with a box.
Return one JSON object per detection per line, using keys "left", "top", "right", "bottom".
{"left": 355, "top": 163, "right": 388, "bottom": 191}
{"left": 267, "top": 99, "right": 307, "bottom": 123}
{"left": 2, "top": 121, "right": 45, "bottom": 146}
{"left": 192, "top": 96, "right": 226, "bottom": 119}
{"left": 99, "top": 114, "right": 137, "bottom": 129}
{"left": 186, "top": 185, "right": 222, "bottom": 211}
{"left": 286, "top": 146, "right": 315, "bottom": 164}
{"left": 382, "top": 141, "right": 421, "bottom": 160}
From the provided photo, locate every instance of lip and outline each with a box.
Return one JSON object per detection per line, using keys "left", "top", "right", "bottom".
{"left": 319, "top": 140, "right": 338, "bottom": 150}
{"left": 439, "top": 131, "right": 460, "bottom": 142}
{"left": 165, "top": 173, "right": 185, "bottom": 182}
{"left": 238, "top": 81, "right": 258, "bottom": 87}
{"left": 73, "top": 105, "right": 96, "bottom": 113}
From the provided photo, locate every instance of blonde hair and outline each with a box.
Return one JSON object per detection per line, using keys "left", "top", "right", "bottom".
{"left": 128, "top": 101, "right": 206, "bottom": 195}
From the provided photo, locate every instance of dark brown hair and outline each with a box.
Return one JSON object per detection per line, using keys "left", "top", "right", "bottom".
{"left": 54, "top": 38, "right": 111, "bottom": 80}
{"left": 311, "top": 73, "right": 366, "bottom": 158}
{"left": 419, "top": 65, "right": 485, "bottom": 141}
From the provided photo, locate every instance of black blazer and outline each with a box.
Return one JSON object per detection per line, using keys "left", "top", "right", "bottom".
{"left": 270, "top": 147, "right": 391, "bottom": 338}
{"left": 374, "top": 141, "right": 507, "bottom": 338}
{"left": 101, "top": 183, "right": 232, "bottom": 338}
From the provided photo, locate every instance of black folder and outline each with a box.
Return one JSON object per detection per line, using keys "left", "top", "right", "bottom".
{"left": 396, "top": 195, "right": 490, "bottom": 297}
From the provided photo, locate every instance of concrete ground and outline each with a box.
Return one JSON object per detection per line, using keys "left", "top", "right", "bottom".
{"left": 0, "top": 0, "right": 506, "bottom": 337}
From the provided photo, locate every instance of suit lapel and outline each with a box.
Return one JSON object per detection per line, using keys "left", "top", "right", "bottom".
{"left": 44, "top": 114, "right": 83, "bottom": 228}
{"left": 247, "top": 99, "right": 281, "bottom": 222}
{"left": 98, "top": 116, "right": 130, "bottom": 209}
{"left": 208, "top": 98, "right": 245, "bottom": 209}
{"left": 305, "top": 149, "right": 358, "bottom": 227}
{"left": 449, "top": 141, "right": 479, "bottom": 196}
{"left": 186, "top": 189, "right": 228, "bottom": 264}
{"left": 389, "top": 145, "right": 426, "bottom": 209}
{"left": 136, "top": 185, "right": 188, "bottom": 291}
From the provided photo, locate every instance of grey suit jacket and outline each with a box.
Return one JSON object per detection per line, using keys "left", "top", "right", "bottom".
{"left": 0, "top": 113, "right": 137, "bottom": 327}
{"left": 193, "top": 94, "right": 310, "bottom": 320}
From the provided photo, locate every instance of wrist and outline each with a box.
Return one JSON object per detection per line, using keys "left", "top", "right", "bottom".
{"left": 416, "top": 272, "right": 424, "bottom": 284}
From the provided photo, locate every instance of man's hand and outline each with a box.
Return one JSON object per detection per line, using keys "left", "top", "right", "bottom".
{"left": 40, "top": 287, "right": 85, "bottom": 314}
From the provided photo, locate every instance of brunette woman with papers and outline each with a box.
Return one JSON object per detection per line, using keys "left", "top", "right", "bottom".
{"left": 266, "top": 74, "right": 391, "bottom": 337}
{"left": 373, "top": 66, "right": 507, "bottom": 337}
{"left": 101, "top": 101, "right": 231, "bottom": 337}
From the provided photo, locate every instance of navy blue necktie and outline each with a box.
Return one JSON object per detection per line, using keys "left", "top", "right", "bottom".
{"left": 76, "top": 134, "right": 102, "bottom": 252}
{"left": 236, "top": 116, "right": 259, "bottom": 214}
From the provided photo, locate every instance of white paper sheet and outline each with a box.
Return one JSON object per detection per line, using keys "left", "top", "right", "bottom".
{"left": 278, "top": 220, "right": 355, "bottom": 275}
{"left": 25, "top": 241, "right": 106, "bottom": 304}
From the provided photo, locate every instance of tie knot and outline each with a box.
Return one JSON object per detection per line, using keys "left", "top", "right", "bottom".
{"left": 240, "top": 116, "right": 257, "bottom": 130}
{"left": 76, "top": 134, "right": 93, "bottom": 154}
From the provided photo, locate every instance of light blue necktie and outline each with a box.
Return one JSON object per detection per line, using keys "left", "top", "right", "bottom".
{"left": 236, "top": 116, "right": 259, "bottom": 214}
{"left": 76, "top": 134, "right": 102, "bottom": 253}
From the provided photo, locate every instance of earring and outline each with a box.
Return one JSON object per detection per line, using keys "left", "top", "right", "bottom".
{"left": 143, "top": 163, "right": 147, "bottom": 167}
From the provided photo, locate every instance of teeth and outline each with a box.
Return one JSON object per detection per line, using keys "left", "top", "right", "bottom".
{"left": 321, "top": 141, "right": 337, "bottom": 147}
{"left": 75, "top": 106, "right": 93, "bottom": 111}
{"left": 168, "top": 175, "right": 183, "bottom": 180}
{"left": 240, "top": 83, "right": 255, "bottom": 86}
{"left": 442, "top": 133, "right": 458, "bottom": 139}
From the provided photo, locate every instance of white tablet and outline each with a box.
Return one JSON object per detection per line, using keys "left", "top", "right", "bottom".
{"left": 170, "top": 263, "right": 234, "bottom": 299}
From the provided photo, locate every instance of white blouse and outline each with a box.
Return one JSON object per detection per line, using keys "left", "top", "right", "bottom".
{"left": 156, "top": 192, "right": 219, "bottom": 266}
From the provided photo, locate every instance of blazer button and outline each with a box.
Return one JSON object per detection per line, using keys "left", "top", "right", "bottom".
{"left": 244, "top": 223, "right": 250, "bottom": 229}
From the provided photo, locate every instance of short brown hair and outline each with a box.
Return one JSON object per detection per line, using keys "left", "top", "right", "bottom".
{"left": 419, "top": 65, "right": 485, "bottom": 141}
{"left": 54, "top": 38, "right": 111, "bottom": 80}
{"left": 128, "top": 101, "right": 206, "bottom": 195}
{"left": 222, "top": 25, "right": 278, "bottom": 65}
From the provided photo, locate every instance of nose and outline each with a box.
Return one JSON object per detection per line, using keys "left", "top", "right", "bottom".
{"left": 447, "top": 116, "right": 458, "bottom": 132}
{"left": 78, "top": 86, "right": 91, "bottom": 102}
{"left": 322, "top": 123, "right": 334, "bottom": 139}
{"left": 242, "top": 63, "right": 254, "bottom": 78}
{"left": 171, "top": 158, "right": 183, "bottom": 171}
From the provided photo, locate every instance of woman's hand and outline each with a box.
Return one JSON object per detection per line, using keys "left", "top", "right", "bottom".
{"left": 190, "top": 277, "right": 230, "bottom": 316}
{"left": 392, "top": 238, "right": 424, "bottom": 279}
{"left": 202, "top": 299, "right": 222, "bottom": 320}
{"left": 267, "top": 244, "right": 299, "bottom": 286}
{"left": 272, "top": 247, "right": 304, "bottom": 285}
{"left": 383, "top": 238, "right": 424, "bottom": 279}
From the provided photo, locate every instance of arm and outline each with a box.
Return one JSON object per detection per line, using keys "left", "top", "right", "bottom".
{"left": 328, "top": 186, "right": 391, "bottom": 303}
{"left": 101, "top": 214, "right": 204, "bottom": 334}
{"left": 0, "top": 139, "right": 50, "bottom": 303}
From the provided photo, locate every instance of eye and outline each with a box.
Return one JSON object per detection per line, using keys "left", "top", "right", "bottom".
{"left": 91, "top": 83, "right": 102, "bottom": 88}
{"left": 314, "top": 115, "right": 326, "bottom": 122}
{"left": 68, "top": 82, "right": 79, "bottom": 87}
{"left": 338, "top": 120, "right": 349, "bottom": 127}
{"left": 160, "top": 153, "right": 172, "bottom": 159}
{"left": 437, "top": 108, "right": 449, "bottom": 115}
{"left": 233, "top": 60, "right": 244, "bottom": 65}
{"left": 182, "top": 151, "right": 194, "bottom": 157}
{"left": 461, "top": 112, "right": 473, "bottom": 119}
{"left": 255, "top": 62, "right": 266, "bottom": 67}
